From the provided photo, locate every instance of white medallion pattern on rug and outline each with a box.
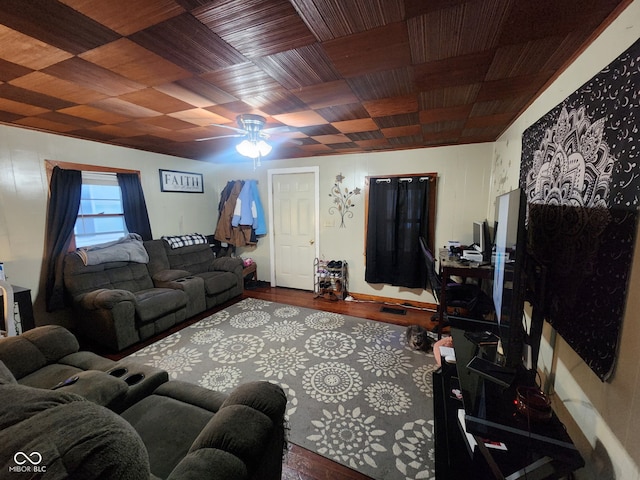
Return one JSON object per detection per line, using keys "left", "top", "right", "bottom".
{"left": 127, "top": 298, "right": 437, "bottom": 480}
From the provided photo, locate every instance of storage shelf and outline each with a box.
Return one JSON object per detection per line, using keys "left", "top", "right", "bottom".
{"left": 314, "top": 258, "right": 348, "bottom": 300}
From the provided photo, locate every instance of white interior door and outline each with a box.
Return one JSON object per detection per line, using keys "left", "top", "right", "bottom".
{"left": 269, "top": 168, "right": 319, "bottom": 290}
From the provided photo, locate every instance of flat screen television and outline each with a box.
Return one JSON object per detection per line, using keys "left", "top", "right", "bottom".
{"left": 492, "top": 188, "right": 527, "bottom": 369}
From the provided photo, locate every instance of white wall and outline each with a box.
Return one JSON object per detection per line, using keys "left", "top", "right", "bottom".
{"left": 208, "top": 142, "right": 494, "bottom": 303}
{"left": 0, "top": 125, "right": 219, "bottom": 323}
{"left": 492, "top": 1, "right": 640, "bottom": 478}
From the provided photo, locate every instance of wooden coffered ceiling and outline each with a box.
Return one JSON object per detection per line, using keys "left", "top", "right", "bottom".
{"left": 0, "top": 0, "right": 631, "bottom": 162}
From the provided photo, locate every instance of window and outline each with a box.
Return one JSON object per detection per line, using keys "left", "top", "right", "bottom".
{"left": 74, "top": 172, "right": 128, "bottom": 248}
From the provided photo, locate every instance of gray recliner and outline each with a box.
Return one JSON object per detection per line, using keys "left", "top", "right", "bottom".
{"left": 0, "top": 326, "right": 288, "bottom": 480}
{"left": 63, "top": 252, "right": 189, "bottom": 351}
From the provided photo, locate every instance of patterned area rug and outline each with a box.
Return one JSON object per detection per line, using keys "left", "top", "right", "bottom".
{"left": 127, "top": 298, "right": 438, "bottom": 480}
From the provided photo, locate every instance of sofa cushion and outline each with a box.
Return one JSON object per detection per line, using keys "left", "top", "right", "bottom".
{"left": 134, "top": 288, "right": 187, "bottom": 323}
{"left": 165, "top": 243, "right": 215, "bottom": 275}
{"left": 0, "top": 325, "right": 79, "bottom": 380}
{"left": 197, "top": 271, "right": 239, "bottom": 296}
{"left": 0, "top": 384, "right": 150, "bottom": 479}
{"left": 122, "top": 394, "right": 215, "bottom": 479}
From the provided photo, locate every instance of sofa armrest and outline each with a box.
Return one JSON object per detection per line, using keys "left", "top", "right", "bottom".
{"left": 76, "top": 288, "right": 136, "bottom": 310}
{"left": 168, "top": 382, "right": 286, "bottom": 480}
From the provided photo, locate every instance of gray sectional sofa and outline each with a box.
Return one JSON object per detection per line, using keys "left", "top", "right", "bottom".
{"left": 63, "top": 236, "right": 243, "bottom": 352}
{"left": 0, "top": 325, "right": 287, "bottom": 480}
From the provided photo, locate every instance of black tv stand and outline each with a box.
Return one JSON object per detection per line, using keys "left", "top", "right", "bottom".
{"left": 433, "top": 327, "right": 584, "bottom": 479}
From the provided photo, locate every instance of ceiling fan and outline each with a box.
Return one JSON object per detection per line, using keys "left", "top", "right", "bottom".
{"left": 196, "top": 114, "right": 294, "bottom": 162}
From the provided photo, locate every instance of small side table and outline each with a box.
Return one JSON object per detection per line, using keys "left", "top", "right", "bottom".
{"left": 243, "top": 263, "right": 257, "bottom": 282}
{"left": 1, "top": 285, "right": 35, "bottom": 333}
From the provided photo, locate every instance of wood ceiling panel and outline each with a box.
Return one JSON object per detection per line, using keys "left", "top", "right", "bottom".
{"left": 363, "top": 95, "right": 419, "bottom": 118}
{"left": 90, "top": 98, "right": 161, "bottom": 118}
{"left": 382, "top": 124, "right": 422, "bottom": 138}
{"left": 420, "top": 104, "right": 472, "bottom": 123}
{"left": 43, "top": 58, "right": 144, "bottom": 97}
{"left": 291, "top": 0, "right": 404, "bottom": 41}
{"left": 243, "top": 90, "right": 308, "bottom": 116}
{"left": 168, "top": 108, "right": 231, "bottom": 126}
{"left": 413, "top": 51, "right": 494, "bottom": 91}
{"left": 175, "top": 77, "right": 237, "bottom": 105}
{"left": 153, "top": 82, "right": 217, "bottom": 108}
{"left": 15, "top": 116, "right": 77, "bottom": 133}
{"left": 418, "top": 84, "right": 481, "bottom": 109}
{"left": 194, "top": 0, "right": 316, "bottom": 58}
{"left": 80, "top": 39, "right": 192, "bottom": 86}
{"left": 0, "top": 0, "right": 120, "bottom": 54}
{"left": 58, "top": 105, "right": 130, "bottom": 124}
{"left": 10, "top": 72, "right": 106, "bottom": 104}
{"left": 348, "top": 130, "right": 384, "bottom": 141}
{"left": 118, "top": 88, "right": 196, "bottom": 115}
{"left": 0, "top": 84, "right": 75, "bottom": 111}
{"left": 0, "top": 25, "right": 73, "bottom": 70}
{"left": 0, "top": 98, "right": 48, "bottom": 117}
{"left": 141, "top": 115, "right": 198, "bottom": 131}
{"left": 333, "top": 118, "right": 379, "bottom": 134}
{"left": 273, "top": 110, "right": 328, "bottom": 128}
{"left": 293, "top": 80, "right": 359, "bottom": 109}
{"left": 409, "top": 0, "right": 510, "bottom": 63}
{"left": 35, "top": 111, "right": 101, "bottom": 129}
{"left": 323, "top": 22, "right": 411, "bottom": 77}
{"left": 60, "top": 0, "right": 185, "bottom": 36}
{"left": 486, "top": 38, "right": 565, "bottom": 80}
{"left": 201, "top": 63, "right": 282, "bottom": 99}
{"left": 374, "top": 112, "right": 420, "bottom": 129}
{"left": 312, "top": 133, "right": 351, "bottom": 145}
{"left": 347, "top": 67, "right": 415, "bottom": 101}
{"left": 254, "top": 44, "right": 341, "bottom": 90}
{"left": 0, "top": 59, "right": 32, "bottom": 82}
{"left": 316, "top": 103, "right": 370, "bottom": 122}
{"left": 130, "top": 14, "right": 246, "bottom": 74}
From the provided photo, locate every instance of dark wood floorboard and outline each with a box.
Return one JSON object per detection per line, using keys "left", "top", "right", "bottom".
{"left": 94, "top": 285, "right": 439, "bottom": 480}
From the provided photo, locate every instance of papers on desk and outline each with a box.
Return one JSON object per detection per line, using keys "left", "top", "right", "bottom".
{"left": 457, "top": 409, "right": 508, "bottom": 453}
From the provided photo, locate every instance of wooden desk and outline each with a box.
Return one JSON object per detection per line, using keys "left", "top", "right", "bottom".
{"left": 437, "top": 251, "right": 494, "bottom": 338}
{"left": 0, "top": 285, "right": 35, "bottom": 333}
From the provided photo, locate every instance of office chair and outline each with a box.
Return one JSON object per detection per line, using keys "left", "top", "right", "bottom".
{"left": 419, "top": 237, "right": 490, "bottom": 334}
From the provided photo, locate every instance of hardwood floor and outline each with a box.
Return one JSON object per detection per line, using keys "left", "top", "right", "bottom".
{"left": 104, "top": 285, "right": 439, "bottom": 480}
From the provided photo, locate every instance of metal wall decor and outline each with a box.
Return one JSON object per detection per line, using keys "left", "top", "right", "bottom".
{"left": 328, "top": 173, "right": 361, "bottom": 228}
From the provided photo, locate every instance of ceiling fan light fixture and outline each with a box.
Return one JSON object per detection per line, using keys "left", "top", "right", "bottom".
{"left": 236, "top": 138, "right": 272, "bottom": 159}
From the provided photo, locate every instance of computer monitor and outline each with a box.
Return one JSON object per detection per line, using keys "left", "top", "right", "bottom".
{"left": 472, "top": 220, "right": 493, "bottom": 261}
{"left": 472, "top": 221, "right": 483, "bottom": 253}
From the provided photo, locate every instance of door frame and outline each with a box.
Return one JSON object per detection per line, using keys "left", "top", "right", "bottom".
{"left": 267, "top": 166, "right": 320, "bottom": 287}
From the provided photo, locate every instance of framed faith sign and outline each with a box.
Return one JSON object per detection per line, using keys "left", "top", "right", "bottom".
{"left": 159, "top": 169, "right": 204, "bottom": 193}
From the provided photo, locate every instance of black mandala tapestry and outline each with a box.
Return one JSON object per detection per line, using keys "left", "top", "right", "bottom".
{"left": 520, "top": 38, "right": 640, "bottom": 381}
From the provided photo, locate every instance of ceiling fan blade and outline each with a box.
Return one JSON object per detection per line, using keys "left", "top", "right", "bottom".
{"left": 195, "top": 134, "right": 245, "bottom": 142}
{"left": 208, "top": 123, "right": 247, "bottom": 134}
{"left": 263, "top": 125, "right": 293, "bottom": 134}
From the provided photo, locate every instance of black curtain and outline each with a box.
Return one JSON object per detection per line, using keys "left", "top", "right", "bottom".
{"left": 365, "top": 177, "right": 431, "bottom": 288}
{"left": 117, "top": 173, "right": 153, "bottom": 241}
{"left": 44, "top": 166, "right": 82, "bottom": 311}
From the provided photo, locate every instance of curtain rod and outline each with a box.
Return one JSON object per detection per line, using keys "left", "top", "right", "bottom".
{"left": 375, "top": 176, "right": 431, "bottom": 183}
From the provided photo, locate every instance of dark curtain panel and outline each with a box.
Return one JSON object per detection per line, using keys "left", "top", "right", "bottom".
{"left": 365, "top": 177, "right": 431, "bottom": 288}
{"left": 117, "top": 173, "right": 153, "bottom": 241}
{"left": 44, "top": 166, "right": 82, "bottom": 311}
